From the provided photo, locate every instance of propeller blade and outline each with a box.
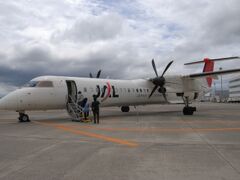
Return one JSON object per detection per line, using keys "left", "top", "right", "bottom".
{"left": 152, "top": 59, "right": 159, "bottom": 77}
{"left": 89, "top": 73, "right": 93, "bottom": 78}
{"left": 96, "top": 70, "right": 101, "bottom": 78}
{"left": 161, "top": 61, "right": 173, "bottom": 77}
{"left": 162, "top": 92, "right": 168, "bottom": 102}
{"left": 158, "top": 86, "right": 168, "bottom": 102}
{"left": 149, "top": 85, "right": 158, "bottom": 98}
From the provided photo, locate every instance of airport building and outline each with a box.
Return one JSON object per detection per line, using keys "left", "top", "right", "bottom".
{"left": 228, "top": 76, "right": 240, "bottom": 102}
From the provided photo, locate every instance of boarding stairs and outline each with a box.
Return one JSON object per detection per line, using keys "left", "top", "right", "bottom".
{"left": 67, "top": 96, "right": 83, "bottom": 121}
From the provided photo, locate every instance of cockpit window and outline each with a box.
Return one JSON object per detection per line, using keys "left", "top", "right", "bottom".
{"left": 37, "top": 81, "right": 53, "bottom": 87}
{"left": 24, "top": 81, "right": 38, "bottom": 87}
{"left": 24, "top": 81, "right": 54, "bottom": 88}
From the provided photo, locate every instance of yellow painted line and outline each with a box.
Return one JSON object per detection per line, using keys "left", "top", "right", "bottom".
{"left": 180, "top": 120, "right": 240, "bottom": 124}
{"left": 56, "top": 125, "right": 138, "bottom": 147}
{"left": 34, "top": 121, "right": 138, "bottom": 147}
{"left": 68, "top": 125, "right": 240, "bottom": 133}
{"left": 194, "top": 128, "right": 240, "bottom": 132}
{"left": 0, "top": 122, "right": 17, "bottom": 124}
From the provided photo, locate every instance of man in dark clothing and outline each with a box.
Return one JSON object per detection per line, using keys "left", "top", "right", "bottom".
{"left": 91, "top": 95, "right": 100, "bottom": 124}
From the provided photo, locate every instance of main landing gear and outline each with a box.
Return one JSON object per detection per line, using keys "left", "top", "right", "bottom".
{"left": 121, "top": 106, "right": 130, "bottom": 112}
{"left": 183, "top": 97, "right": 196, "bottom": 115}
{"left": 18, "top": 112, "right": 30, "bottom": 122}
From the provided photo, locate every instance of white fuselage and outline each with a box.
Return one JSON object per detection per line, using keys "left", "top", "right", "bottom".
{"left": 0, "top": 75, "right": 210, "bottom": 112}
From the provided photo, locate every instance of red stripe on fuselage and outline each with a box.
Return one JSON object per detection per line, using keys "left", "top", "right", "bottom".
{"left": 101, "top": 82, "right": 111, "bottom": 102}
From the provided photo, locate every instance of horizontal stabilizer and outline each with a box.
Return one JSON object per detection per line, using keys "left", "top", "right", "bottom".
{"left": 184, "top": 56, "right": 239, "bottom": 65}
{"left": 186, "top": 68, "right": 240, "bottom": 78}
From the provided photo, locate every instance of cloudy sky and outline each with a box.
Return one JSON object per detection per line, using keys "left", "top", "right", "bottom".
{"left": 0, "top": 0, "right": 240, "bottom": 96}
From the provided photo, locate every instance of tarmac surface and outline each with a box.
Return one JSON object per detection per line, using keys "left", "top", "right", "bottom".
{"left": 0, "top": 102, "right": 240, "bottom": 180}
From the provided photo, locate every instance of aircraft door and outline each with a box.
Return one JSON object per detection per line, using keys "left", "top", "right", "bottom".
{"left": 66, "top": 80, "right": 77, "bottom": 103}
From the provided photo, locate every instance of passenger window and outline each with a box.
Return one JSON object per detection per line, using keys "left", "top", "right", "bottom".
{"left": 37, "top": 81, "right": 53, "bottom": 87}
{"left": 90, "top": 87, "right": 94, "bottom": 92}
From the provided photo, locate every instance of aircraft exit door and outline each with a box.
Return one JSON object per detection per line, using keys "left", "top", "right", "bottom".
{"left": 66, "top": 80, "right": 77, "bottom": 103}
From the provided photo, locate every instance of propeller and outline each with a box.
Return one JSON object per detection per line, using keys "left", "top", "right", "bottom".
{"left": 89, "top": 70, "right": 102, "bottom": 78}
{"left": 96, "top": 70, "right": 101, "bottom": 78}
{"left": 149, "top": 59, "right": 173, "bottom": 101}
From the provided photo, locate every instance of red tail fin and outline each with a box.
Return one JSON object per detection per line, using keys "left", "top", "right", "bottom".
{"left": 203, "top": 58, "right": 214, "bottom": 87}
{"left": 185, "top": 56, "right": 239, "bottom": 87}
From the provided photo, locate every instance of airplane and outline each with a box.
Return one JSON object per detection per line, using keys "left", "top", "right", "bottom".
{"left": 0, "top": 56, "right": 239, "bottom": 122}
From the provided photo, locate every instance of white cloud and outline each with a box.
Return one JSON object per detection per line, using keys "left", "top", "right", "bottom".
{"left": 0, "top": 0, "right": 239, "bottom": 95}
{"left": 0, "top": 83, "right": 18, "bottom": 97}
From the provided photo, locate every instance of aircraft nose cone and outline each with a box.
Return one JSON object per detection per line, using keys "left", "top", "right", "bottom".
{"left": 0, "top": 91, "right": 19, "bottom": 110}
{"left": 0, "top": 98, "right": 6, "bottom": 109}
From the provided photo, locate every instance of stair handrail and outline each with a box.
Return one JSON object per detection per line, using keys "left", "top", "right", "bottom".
{"left": 67, "top": 95, "right": 83, "bottom": 120}
{"left": 68, "top": 95, "right": 83, "bottom": 111}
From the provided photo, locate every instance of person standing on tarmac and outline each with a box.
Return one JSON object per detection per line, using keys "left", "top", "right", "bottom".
{"left": 91, "top": 95, "right": 100, "bottom": 124}
{"left": 77, "top": 91, "right": 84, "bottom": 104}
{"left": 83, "top": 98, "right": 90, "bottom": 120}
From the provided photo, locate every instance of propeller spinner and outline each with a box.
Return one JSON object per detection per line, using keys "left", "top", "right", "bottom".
{"left": 149, "top": 59, "right": 173, "bottom": 101}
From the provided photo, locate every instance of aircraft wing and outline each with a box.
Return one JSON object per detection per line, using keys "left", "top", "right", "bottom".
{"left": 184, "top": 68, "right": 240, "bottom": 78}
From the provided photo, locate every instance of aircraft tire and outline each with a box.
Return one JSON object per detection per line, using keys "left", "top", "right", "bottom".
{"left": 121, "top": 106, "right": 130, "bottom": 112}
{"left": 19, "top": 114, "right": 30, "bottom": 122}
{"left": 183, "top": 107, "right": 195, "bottom": 115}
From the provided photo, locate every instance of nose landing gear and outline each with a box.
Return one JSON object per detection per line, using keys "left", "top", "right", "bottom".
{"left": 18, "top": 112, "right": 30, "bottom": 122}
